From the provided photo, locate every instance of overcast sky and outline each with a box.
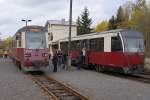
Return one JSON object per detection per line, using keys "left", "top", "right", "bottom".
{"left": 0, "top": 0, "right": 149, "bottom": 39}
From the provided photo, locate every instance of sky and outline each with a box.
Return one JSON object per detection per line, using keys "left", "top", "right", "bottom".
{"left": 0, "top": 0, "right": 149, "bottom": 39}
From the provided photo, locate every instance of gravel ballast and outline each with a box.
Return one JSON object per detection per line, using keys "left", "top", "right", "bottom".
{"left": 46, "top": 66, "right": 150, "bottom": 100}
{"left": 0, "top": 58, "right": 49, "bottom": 100}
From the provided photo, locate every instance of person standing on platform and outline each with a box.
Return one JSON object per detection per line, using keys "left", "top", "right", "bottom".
{"left": 76, "top": 51, "right": 83, "bottom": 70}
{"left": 82, "top": 48, "right": 86, "bottom": 64}
{"left": 57, "top": 50, "right": 63, "bottom": 68}
{"left": 62, "top": 51, "right": 67, "bottom": 70}
{"left": 52, "top": 50, "right": 58, "bottom": 72}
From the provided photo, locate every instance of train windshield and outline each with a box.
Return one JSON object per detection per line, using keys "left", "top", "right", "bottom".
{"left": 26, "top": 32, "right": 46, "bottom": 49}
{"left": 121, "top": 30, "right": 144, "bottom": 53}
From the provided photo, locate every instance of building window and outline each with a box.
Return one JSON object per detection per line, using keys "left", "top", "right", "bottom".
{"left": 48, "top": 32, "right": 53, "bottom": 41}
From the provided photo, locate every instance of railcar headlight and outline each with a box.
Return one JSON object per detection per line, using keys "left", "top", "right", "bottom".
{"left": 42, "top": 53, "right": 48, "bottom": 57}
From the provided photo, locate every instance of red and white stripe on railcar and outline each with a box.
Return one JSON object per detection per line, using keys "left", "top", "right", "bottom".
{"left": 55, "top": 29, "right": 145, "bottom": 74}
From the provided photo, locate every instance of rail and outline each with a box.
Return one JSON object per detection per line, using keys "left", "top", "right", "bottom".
{"left": 28, "top": 73, "right": 90, "bottom": 100}
{"left": 97, "top": 72, "right": 150, "bottom": 84}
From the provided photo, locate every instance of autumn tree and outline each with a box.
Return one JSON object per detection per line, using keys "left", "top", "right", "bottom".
{"left": 93, "top": 20, "right": 109, "bottom": 32}
{"left": 108, "top": 5, "right": 131, "bottom": 30}
{"left": 0, "top": 37, "right": 13, "bottom": 50}
{"left": 111, "top": 0, "right": 150, "bottom": 54}
{"left": 130, "top": 0, "right": 150, "bottom": 53}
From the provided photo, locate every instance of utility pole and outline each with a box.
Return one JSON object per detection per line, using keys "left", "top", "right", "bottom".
{"left": 67, "top": 0, "right": 73, "bottom": 70}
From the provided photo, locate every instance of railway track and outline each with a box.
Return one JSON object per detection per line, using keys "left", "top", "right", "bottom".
{"left": 28, "top": 72, "right": 89, "bottom": 100}
{"left": 104, "top": 72, "right": 150, "bottom": 84}
{"left": 123, "top": 74, "right": 150, "bottom": 84}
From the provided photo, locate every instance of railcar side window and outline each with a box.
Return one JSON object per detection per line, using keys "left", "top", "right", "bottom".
{"left": 96, "top": 38, "right": 104, "bottom": 51}
{"left": 90, "top": 39, "right": 96, "bottom": 51}
{"left": 18, "top": 34, "right": 22, "bottom": 47}
{"left": 89, "top": 38, "right": 104, "bottom": 51}
{"left": 76, "top": 41, "right": 81, "bottom": 50}
{"left": 81, "top": 40, "right": 88, "bottom": 49}
{"left": 111, "top": 37, "right": 122, "bottom": 52}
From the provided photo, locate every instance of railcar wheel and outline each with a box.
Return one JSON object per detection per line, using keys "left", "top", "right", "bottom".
{"left": 96, "top": 65, "right": 99, "bottom": 72}
{"left": 98, "top": 65, "right": 104, "bottom": 72}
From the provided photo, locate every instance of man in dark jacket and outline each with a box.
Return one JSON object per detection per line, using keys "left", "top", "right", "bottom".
{"left": 62, "top": 52, "right": 67, "bottom": 70}
{"left": 52, "top": 51, "right": 58, "bottom": 72}
{"left": 76, "top": 51, "right": 83, "bottom": 70}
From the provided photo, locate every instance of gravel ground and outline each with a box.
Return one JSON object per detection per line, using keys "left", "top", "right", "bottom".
{"left": 0, "top": 58, "right": 50, "bottom": 100}
{"left": 46, "top": 65, "right": 150, "bottom": 100}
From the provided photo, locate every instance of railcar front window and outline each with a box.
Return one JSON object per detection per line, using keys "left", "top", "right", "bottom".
{"left": 121, "top": 30, "right": 144, "bottom": 53}
{"left": 124, "top": 38, "right": 144, "bottom": 53}
{"left": 26, "top": 32, "right": 46, "bottom": 49}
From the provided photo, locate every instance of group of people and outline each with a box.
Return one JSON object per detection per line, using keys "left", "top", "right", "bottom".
{"left": 50, "top": 50, "right": 67, "bottom": 72}
{"left": 49, "top": 48, "right": 86, "bottom": 72}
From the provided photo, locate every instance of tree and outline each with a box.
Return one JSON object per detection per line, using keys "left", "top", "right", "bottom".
{"left": 77, "top": 7, "right": 92, "bottom": 35}
{"left": 108, "top": 6, "right": 131, "bottom": 30}
{"left": 108, "top": 16, "right": 117, "bottom": 30}
{"left": 116, "top": 6, "right": 130, "bottom": 29}
{"left": 0, "top": 37, "right": 13, "bottom": 50}
{"left": 93, "top": 20, "right": 109, "bottom": 32}
{"left": 130, "top": 0, "right": 147, "bottom": 31}
{"left": 121, "top": 2, "right": 134, "bottom": 29}
{"left": 116, "top": 6, "right": 124, "bottom": 23}
{"left": 76, "top": 16, "right": 82, "bottom": 35}
{"left": 133, "top": 0, "right": 146, "bottom": 10}
{"left": 108, "top": 0, "right": 150, "bottom": 53}
{"left": 130, "top": 0, "right": 150, "bottom": 52}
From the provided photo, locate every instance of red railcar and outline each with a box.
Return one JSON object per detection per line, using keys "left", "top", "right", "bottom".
{"left": 10, "top": 26, "right": 49, "bottom": 72}
{"left": 56, "top": 29, "right": 145, "bottom": 74}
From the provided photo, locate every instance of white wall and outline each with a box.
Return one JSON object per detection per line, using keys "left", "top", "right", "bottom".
{"left": 48, "top": 24, "right": 77, "bottom": 44}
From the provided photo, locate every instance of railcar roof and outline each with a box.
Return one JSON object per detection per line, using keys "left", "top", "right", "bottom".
{"left": 56, "top": 29, "right": 128, "bottom": 42}
{"left": 55, "top": 29, "right": 143, "bottom": 43}
{"left": 75, "top": 29, "right": 127, "bottom": 37}
{"left": 16, "top": 25, "right": 47, "bottom": 33}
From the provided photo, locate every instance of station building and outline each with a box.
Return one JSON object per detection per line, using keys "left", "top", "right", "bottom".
{"left": 45, "top": 19, "right": 77, "bottom": 52}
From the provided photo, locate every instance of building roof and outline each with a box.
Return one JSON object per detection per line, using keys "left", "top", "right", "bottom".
{"left": 45, "top": 19, "right": 77, "bottom": 27}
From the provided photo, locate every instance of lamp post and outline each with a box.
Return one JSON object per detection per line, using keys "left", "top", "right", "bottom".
{"left": 67, "top": 0, "right": 73, "bottom": 70}
{"left": 21, "top": 19, "right": 32, "bottom": 27}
